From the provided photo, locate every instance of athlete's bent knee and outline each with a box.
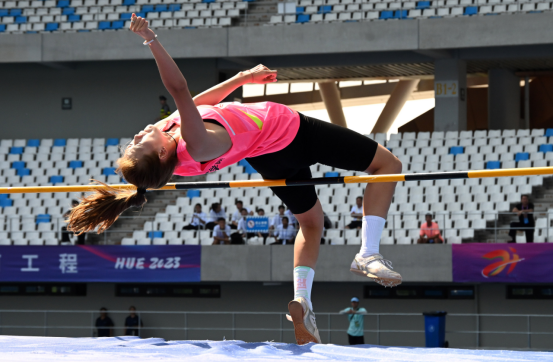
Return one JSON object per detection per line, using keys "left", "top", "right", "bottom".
{"left": 391, "top": 157, "right": 402, "bottom": 174}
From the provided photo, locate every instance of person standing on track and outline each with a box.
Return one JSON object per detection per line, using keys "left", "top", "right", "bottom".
{"left": 68, "top": 14, "right": 403, "bottom": 346}
{"left": 339, "top": 297, "right": 367, "bottom": 345}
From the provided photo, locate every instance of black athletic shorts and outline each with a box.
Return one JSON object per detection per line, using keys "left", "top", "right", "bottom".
{"left": 246, "top": 113, "right": 379, "bottom": 215}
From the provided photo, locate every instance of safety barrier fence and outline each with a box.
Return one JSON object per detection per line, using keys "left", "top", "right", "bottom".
{"left": 0, "top": 310, "right": 551, "bottom": 350}
{"left": 0, "top": 211, "right": 550, "bottom": 245}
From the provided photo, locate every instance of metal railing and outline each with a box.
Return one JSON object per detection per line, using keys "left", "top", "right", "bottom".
{"left": 0, "top": 310, "right": 552, "bottom": 349}
{"left": 0, "top": 210, "right": 551, "bottom": 245}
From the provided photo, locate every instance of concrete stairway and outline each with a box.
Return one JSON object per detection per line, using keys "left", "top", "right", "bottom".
{"left": 87, "top": 174, "right": 206, "bottom": 245}
{"left": 237, "top": 0, "right": 278, "bottom": 26}
{"left": 473, "top": 176, "right": 553, "bottom": 243}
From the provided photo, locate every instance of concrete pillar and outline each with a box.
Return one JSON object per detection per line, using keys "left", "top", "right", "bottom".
{"left": 434, "top": 59, "right": 467, "bottom": 131}
{"left": 371, "top": 79, "right": 420, "bottom": 134}
{"left": 488, "top": 69, "right": 522, "bottom": 130}
{"left": 317, "top": 81, "right": 348, "bottom": 128}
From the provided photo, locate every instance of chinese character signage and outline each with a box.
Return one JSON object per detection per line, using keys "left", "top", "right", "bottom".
{"left": 452, "top": 244, "right": 553, "bottom": 283}
{"left": 0, "top": 246, "right": 201, "bottom": 282}
{"left": 245, "top": 217, "right": 269, "bottom": 233}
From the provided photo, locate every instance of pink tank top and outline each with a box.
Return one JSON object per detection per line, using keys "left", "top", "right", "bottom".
{"left": 162, "top": 102, "right": 300, "bottom": 176}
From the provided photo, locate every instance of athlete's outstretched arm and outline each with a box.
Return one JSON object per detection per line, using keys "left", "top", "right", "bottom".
{"left": 129, "top": 14, "right": 211, "bottom": 159}
{"left": 193, "top": 65, "right": 278, "bottom": 106}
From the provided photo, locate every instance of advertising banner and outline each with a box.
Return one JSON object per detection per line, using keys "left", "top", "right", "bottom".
{"left": 245, "top": 217, "right": 269, "bottom": 232}
{"left": 0, "top": 245, "right": 201, "bottom": 282}
{"left": 452, "top": 244, "right": 553, "bottom": 283}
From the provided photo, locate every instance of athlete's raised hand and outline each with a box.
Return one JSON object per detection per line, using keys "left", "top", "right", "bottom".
{"left": 129, "top": 13, "right": 156, "bottom": 41}
{"left": 244, "top": 64, "right": 278, "bottom": 84}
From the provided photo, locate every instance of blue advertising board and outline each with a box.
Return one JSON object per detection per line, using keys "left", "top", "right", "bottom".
{"left": 245, "top": 217, "right": 269, "bottom": 232}
{"left": 0, "top": 245, "right": 201, "bottom": 282}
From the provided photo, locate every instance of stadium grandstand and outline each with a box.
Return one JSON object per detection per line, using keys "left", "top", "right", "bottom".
{"left": 2, "top": 0, "right": 553, "bottom": 355}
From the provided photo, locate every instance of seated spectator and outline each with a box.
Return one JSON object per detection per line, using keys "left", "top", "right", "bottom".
{"left": 230, "top": 208, "right": 249, "bottom": 244}
{"left": 345, "top": 197, "right": 363, "bottom": 230}
{"left": 212, "top": 218, "right": 231, "bottom": 245}
{"left": 124, "top": 306, "right": 143, "bottom": 336}
{"left": 417, "top": 213, "right": 443, "bottom": 244}
{"left": 206, "top": 203, "right": 226, "bottom": 230}
{"left": 509, "top": 195, "right": 534, "bottom": 243}
{"left": 230, "top": 200, "right": 252, "bottom": 229}
{"left": 270, "top": 205, "right": 286, "bottom": 231}
{"left": 62, "top": 200, "right": 85, "bottom": 245}
{"left": 254, "top": 208, "right": 269, "bottom": 244}
{"left": 271, "top": 216, "right": 296, "bottom": 245}
{"left": 183, "top": 203, "right": 206, "bottom": 230}
{"left": 95, "top": 307, "right": 114, "bottom": 337}
{"left": 285, "top": 206, "right": 298, "bottom": 229}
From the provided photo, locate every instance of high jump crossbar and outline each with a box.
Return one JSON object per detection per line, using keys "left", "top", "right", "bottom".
{"left": 0, "top": 167, "right": 552, "bottom": 194}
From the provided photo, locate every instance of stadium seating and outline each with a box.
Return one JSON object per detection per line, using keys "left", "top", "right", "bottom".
{"left": 0, "top": 0, "right": 247, "bottom": 33}
{"left": 1, "top": 128, "right": 552, "bottom": 245}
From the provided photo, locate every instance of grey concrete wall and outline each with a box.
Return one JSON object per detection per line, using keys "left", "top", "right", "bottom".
{"left": 2, "top": 13, "right": 553, "bottom": 63}
{"left": 0, "top": 282, "right": 552, "bottom": 349}
{"left": 0, "top": 58, "right": 218, "bottom": 139}
{"left": 201, "top": 245, "right": 452, "bottom": 282}
{"left": 488, "top": 69, "right": 522, "bottom": 130}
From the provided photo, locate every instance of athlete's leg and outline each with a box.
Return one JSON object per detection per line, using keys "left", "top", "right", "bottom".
{"left": 293, "top": 200, "right": 324, "bottom": 269}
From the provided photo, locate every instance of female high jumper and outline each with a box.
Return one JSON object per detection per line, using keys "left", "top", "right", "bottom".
{"left": 69, "top": 14, "right": 403, "bottom": 345}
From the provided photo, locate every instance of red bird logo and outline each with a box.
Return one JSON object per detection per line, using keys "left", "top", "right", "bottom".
{"left": 482, "top": 247, "right": 525, "bottom": 278}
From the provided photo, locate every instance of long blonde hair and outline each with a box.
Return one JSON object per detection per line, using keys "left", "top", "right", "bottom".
{"left": 67, "top": 152, "right": 179, "bottom": 234}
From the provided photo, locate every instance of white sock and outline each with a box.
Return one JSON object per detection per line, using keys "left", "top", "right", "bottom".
{"left": 293, "top": 266, "right": 314, "bottom": 310}
{"left": 359, "top": 215, "right": 385, "bottom": 258}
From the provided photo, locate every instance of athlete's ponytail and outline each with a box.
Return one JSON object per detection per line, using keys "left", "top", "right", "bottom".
{"left": 67, "top": 151, "right": 179, "bottom": 234}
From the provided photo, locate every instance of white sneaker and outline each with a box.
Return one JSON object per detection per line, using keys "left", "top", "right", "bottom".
{"left": 350, "top": 253, "right": 402, "bottom": 287}
{"left": 286, "top": 297, "right": 322, "bottom": 345}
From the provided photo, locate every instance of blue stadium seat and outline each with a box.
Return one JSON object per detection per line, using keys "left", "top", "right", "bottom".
{"left": 464, "top": 6, "right": 477, "bottom": 15}
{"left": 69, "top": 160, "right": 83, "bottom": 169}
{"left": 54, "top": 139, "right": 66, "bottom": 147}
{"left": 416, "top": 1, "right": 430, "bottom": 9}
{"left": 380, "top": 11, "right": 394, "bottom": 19}
{"left": 26, "top": 31, "right": 38, "bottom": 34}
{"left": 46, "top": 23, "right": 59, "bottom": 31}
{"left": 63, "top": 7, "right": 75, "bottom": 14}
{"left": 449, "top": 146, "right": 464, "bottom": 155}
{"left": 0, "top": 199, "right": 13, "bottom": 208}
{"left": 27, "top": 139, "right": 40, "bottom": 147}
{"left": 238, "top": 159, "right": 250, "bottom": 167}
{"left": 325, "top": 171, "right": 340, "bottom": 177}
{"left": 0, "top": 9, "right": 8, "bottom": 16}
{"left": 123, "top": 0, "right": 135, "bottom": 5}
{"left": 103, "top": 167, "right": 117, "bottom": 175}
{"left": 0, "top": 24, "right": 5, "bottom": 32}
{"left": 546, "top": 128, "right": 553, "bottom": 137}
{"left": 155, "top": 4, "right": 167, "bottom": 11}
{"left": 148, "top": 231, "right": 163, "bottom": 239}
{"left": 106, "top": 138, "right": 119, "bottom": 146}
{"left": 245, "top": 165, "right": 257, "bottom": 174}
{"left": 0, "top": 194, "right": 8, "bottom": 200}
{"left": 12, "top": 161, "right": 25, "bottom": 169}
{"left": 10, "top": 9, "right": 22, "bottom": 16}
{"left": 57, "top": 0, "right": 70, "bottom": 7}
{"left": 393, "top": 10, "right": 407, "bottom": 18}
{"left": 539, "top": 144, "right": 553, "bottom": 153}
{"left": 168, "top": 4, "right": 180, "bottom": 11}
{"left": 296, "top": 14, "right": 310, "bottom": 22}
{"left": 120, "top": 12, "right": 132, "bottom": 20}
{"left": 515, "top": 152, "right": 529, "bottom": 162}
{"left": 203, "top": 0, "right": 215, "bottom": 2}
{"left": 10, "top": 147, "right": 23, "bottom": 155}
{"left": 36, "top": 214, "right": 51, "bottom": 224}
{"left": 98, "top": 21, "right": 111, "bottom": 29}
{"left": 111, "top": 21, "right": 124, "bottom": 29}
{"left": 77, "top": 29, "right": 90, "bottom": 32}
{"left": 68, "top": 14, "right": 80, "bottom": 21}
{"left": 17, "top": 168, "right": 30, "bottom": 176}
{"left": 319, "top": 5, "right": 331, "bottom": 13}
{"left": 187, "top": 189, "right": 201, "bottom": 198}
{"left": 142, "top": 4, "right": 154, "bottom": 12}
{"left": 50, "top": 176, "right": 64, "bottom": 184}
{"left": 296, "top": 6, "right": 305, "bottom": 13}
{"left": 486, "top": 161, "right": 501, "bottom": 169}
{"left": 15, "top": 16, "right": 27, "bottom": 23}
